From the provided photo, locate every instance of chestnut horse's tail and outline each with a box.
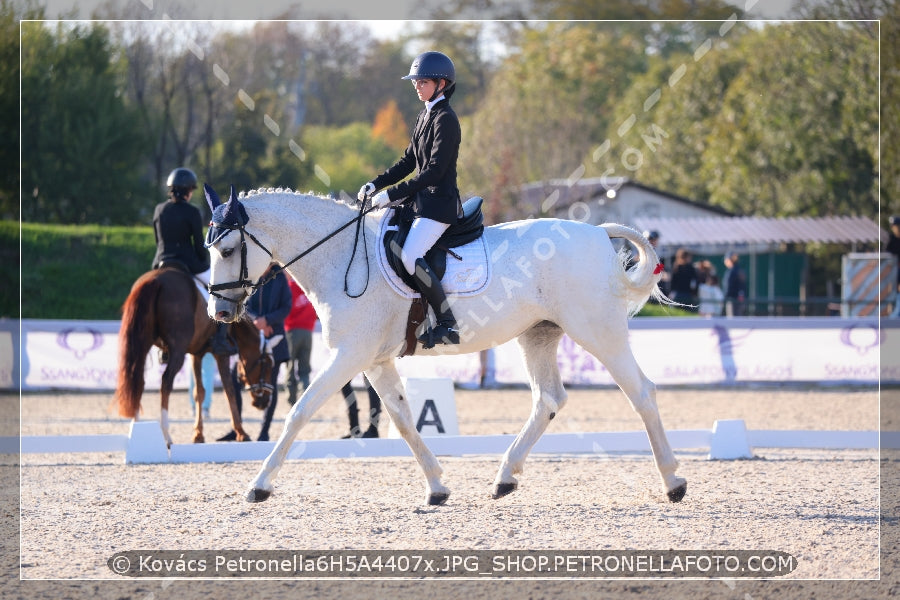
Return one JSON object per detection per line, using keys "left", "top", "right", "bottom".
{"left": 114, "top": 274, "right": 161, "bottom": 418}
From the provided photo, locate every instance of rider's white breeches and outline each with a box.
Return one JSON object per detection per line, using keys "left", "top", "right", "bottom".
{"left": 195, "top": 269, "right": 211, "bottom": 301}
{"left": 401, "top": 217, "right": 450, "bottom": 275}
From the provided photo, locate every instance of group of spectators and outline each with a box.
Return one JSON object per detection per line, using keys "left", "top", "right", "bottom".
{"left": 648, "top": 231, "right": 748, "bottom": 317}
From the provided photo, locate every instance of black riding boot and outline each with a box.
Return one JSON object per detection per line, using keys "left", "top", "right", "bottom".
{"left": 362, "top": 375, "right": 381, "bottom": 438}
{"left": 341, "top": 382, "right": 362, "bottom": 438}
{"left": 413, "top": 258, "right": 459, "bottom": 349}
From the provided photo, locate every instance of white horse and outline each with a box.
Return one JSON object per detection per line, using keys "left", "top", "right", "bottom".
{"left": 203, "top": 184, "right": 687, "bottom": 506}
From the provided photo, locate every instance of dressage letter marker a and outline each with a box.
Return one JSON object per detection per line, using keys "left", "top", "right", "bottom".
{"left": 389, "top": 378, "right": 459, "bottom": 439}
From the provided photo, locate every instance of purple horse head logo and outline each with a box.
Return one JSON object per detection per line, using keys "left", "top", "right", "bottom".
{"left": 56, "top": 328, "right": 104, "bottom": 360}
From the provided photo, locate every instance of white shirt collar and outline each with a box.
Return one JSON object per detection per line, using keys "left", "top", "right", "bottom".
{"left": 425, "top": 94, "right": 445, "bottom": 113}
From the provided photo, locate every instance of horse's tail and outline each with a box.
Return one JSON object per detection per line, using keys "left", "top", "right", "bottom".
{"left": 601, "top": 223, "right": 680, "bottom": 317}
{"left": 114, "top": 275, "right": 160, "bottom": 418}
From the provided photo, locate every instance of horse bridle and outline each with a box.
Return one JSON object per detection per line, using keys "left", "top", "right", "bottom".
{"left": 207, "top": 223, "right": 273, "bottom": 305}
{"left": 207, "top": 200, "right": 382, "bottom": 305}
{"left": 237, "top": 339, "right": 275, "bottom": 400}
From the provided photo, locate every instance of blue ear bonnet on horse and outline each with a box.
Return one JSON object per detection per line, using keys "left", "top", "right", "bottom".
{"left": 204, "top": 184, "right": 249, "bottom": 247}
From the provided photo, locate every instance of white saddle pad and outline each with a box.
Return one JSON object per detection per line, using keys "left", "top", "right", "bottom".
{"left": 376, "top": 209, "right": 491, "bottom": 299}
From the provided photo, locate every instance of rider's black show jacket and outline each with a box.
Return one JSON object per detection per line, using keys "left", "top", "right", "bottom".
{"left": 371, "top": 98, "right": 462, "bottom": 225}
{"left": 152, "top": 199, "right": 210, "bottom": 274}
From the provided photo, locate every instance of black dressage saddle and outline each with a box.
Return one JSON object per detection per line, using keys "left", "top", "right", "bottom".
{"left": 382, "top": 196, "right": 485, "bottom": 291}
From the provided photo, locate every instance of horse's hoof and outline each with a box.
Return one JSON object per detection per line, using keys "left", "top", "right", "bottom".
{"left": 667, "top": 482, "right": 687, "bottom": 503}
{"left": 192, "top": 435, "right": 204, "bottom": 444}
{"left": 246, "top": 488, "right": 272, "bottom": 503}
{"left": 428, "top": 491, "right": 450, "bottom": 506}
{"left": 492, "top": 482, "right": 517, "bottom": 499}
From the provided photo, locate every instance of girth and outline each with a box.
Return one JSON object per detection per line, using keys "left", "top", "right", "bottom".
{"left": 383, "top": 196, "right": 485, "bottom": 291}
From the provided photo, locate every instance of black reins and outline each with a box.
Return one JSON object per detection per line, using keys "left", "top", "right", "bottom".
{"left": 208, "top": 200, "right": 381, "bottom": 304}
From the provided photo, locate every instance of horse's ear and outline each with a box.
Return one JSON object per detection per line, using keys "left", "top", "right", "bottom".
{"left": 204, "top": 183, "right": 221, "bottom": 211}
{"left": 218, "top": 185, "right": 249, "bottom": 227}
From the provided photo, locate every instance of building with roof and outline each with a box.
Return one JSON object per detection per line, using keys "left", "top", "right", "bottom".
{"left": 517, "top": 177, "right": 884, "bottom": 315}
{"left": 518, "top": 177, "right": 733, "bottom": 228}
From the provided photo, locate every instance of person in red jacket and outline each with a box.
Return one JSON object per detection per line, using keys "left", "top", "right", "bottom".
{"left": 285, "top": 277, "right": 317, "bottom": 406}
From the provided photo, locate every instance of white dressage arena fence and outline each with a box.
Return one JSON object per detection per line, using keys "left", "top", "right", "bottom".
{"left": 9, "top": 376, "right": 888, "bottom": 462}
{"left": 10, "top": 420, "right": 885, "bottom": 463}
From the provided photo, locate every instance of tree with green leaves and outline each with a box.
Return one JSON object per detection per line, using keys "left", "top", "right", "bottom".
{"left": 607, "top": 21, "right": 877, "bottom": 219}
{"left": 20, "top": 21, "right": 149, "bottom": 224}
{"left": 108, "top": 19, "right": 232, "bottom": 211}
{"left": 882, "top": 1, "right": 900, "bottom": 223}
{"left": 358, "top": 38, "right": 422, "bottom": 125}
{"left": 598, "top": 33, "right": 747, "bottom": 204}
{"left": 202, "top": 89, "right": 311, "bottom": 196}
{"left": 0, "top": 0, "right": 45, "bottom": 221}
{"left": 301, "top": 123, "right": 399, "bottom": 197}
{"left": 703, "top": 21, "right": 876, "bottom": 218}
{"left": 458, "top": 22, "right": 648, "bottom": 221}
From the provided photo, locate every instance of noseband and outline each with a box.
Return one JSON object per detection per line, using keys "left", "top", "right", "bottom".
{"left": 239, "top": 351, "right": 275, "bottom": 399}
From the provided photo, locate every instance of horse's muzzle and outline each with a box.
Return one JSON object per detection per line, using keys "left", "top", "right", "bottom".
{"left": 249, "top": 383, "right": 273, "bottom": 410}
{"left": 210, "top": 297, "right": 242, "bottom": 322}
{"left": 214, "top": 309, "right": 237, "bottom": 322}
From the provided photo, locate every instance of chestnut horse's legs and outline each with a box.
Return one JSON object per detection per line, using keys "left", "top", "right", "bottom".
{"left": 190, "top": 354, "right": 206, "bottom": 443}
{"left": 159, "top": 349, "right": 186, "bottom": 448}
{"left": 215, "top": 354, "right": 251, "bottom": 441}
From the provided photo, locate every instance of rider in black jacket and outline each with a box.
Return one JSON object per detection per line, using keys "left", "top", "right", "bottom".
{"left": 152, "top": 167, "right": 210, "bottom": 278}
{"left": 358, "top": 51, "right": 463, "bottom": 348}
{"left": 153, "top": 168, "right": 230, "bottom": 358}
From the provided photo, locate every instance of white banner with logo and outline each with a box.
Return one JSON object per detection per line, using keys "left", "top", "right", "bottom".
{"left": 7, "top": 317, "right": 895, "bottom": 392}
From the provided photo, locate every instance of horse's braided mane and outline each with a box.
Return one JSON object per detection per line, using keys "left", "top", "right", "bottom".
{"left": 237, "top": 187, "right": 355, "bottom": 207}
{"left": 238, "top": 187, "right": 302, "bottom": 198}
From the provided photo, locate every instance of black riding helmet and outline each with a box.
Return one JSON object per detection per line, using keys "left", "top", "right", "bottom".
{"left": 166, "top": 167, "right": 197, "bottom": 201}
{"left": 402, "top": 51, "right": 456, "bottom": 101}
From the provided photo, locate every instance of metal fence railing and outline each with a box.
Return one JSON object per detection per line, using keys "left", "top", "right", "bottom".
{"left": 684, "top": 297, "right": 897, "bottom": 318}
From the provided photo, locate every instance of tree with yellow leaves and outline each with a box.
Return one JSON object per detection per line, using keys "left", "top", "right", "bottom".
{"left": 372, "top": 99, "right": 409, "bottom": 152}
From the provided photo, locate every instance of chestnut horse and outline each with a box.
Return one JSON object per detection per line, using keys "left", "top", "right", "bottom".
{"left": 114, "top": 266, "right": 275, "bottom": 446}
